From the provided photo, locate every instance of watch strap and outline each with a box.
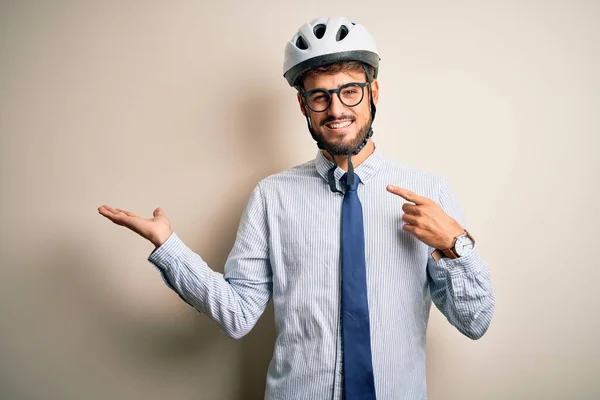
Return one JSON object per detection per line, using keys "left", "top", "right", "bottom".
{"left": 431, "top": 230, "right": 475, "bottom": 262}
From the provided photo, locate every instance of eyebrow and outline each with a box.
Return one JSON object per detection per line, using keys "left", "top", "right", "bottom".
{"left": 306, "top": 81, "right": 368, "bottom": 91}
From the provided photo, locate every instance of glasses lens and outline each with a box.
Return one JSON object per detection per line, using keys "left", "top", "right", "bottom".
{"left": 340, "top": 83, "right": 364, "bottom": 107}
{"left": 307, "top": 89, "right": 331, "bottom": 112}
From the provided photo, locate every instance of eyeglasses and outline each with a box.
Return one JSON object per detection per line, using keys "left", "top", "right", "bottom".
{"left": 301, "top": 82, "right": 369, "bottom": 113}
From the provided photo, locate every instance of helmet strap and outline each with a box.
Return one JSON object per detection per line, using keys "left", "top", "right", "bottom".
{"left": 326, "top": 153, "right": 344, "bottom": 194}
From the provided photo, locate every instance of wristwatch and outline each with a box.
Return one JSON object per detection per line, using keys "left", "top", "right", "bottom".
{"left": 432, "top": 230, "right": 475, "bottom": 261}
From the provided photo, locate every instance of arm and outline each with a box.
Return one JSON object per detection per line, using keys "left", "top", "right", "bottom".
{"left": 147, "top": 184, "right": 272, "bottom": 340}
{"left": 426, "top": 179, "right": 495, "bottom": 340}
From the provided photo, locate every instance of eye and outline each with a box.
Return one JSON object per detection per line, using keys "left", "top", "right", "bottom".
{"left": 341, "top": 86, "right": 360, "bottom": 96}
{"left": 308, "top": 90, "right": 329, "bottom": 103}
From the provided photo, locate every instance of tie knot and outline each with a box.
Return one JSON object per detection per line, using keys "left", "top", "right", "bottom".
{"left": 341, "top": 173, "right": 361, "bottom": 192}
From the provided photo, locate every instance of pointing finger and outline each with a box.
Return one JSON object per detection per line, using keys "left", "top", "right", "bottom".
{"left": 386, "top": 185, "right": 431, "bottom": 205}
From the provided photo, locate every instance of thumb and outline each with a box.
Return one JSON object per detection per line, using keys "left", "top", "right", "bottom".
{"left": 153, "top": 207, "right": 164, "bottom": 218}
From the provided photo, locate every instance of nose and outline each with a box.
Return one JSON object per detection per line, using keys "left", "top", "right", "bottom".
{"left": 328, "top": 92, "right": 346, "bottom": 116}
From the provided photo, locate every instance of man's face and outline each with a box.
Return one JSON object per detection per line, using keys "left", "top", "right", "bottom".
{"left": 298, "top": 69, "right": 379, "bottom": 156}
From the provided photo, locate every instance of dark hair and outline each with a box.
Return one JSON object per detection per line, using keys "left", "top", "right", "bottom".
{"left": 298, "top": 61, "right": 375, "bottom": 90}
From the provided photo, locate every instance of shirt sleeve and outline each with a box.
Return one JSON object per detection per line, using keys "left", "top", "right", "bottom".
{"left": 147, "top": 183, "right": 273, "bottom": 339}
{"left": 425, "top": 178, "right": 496, "bottom": 340}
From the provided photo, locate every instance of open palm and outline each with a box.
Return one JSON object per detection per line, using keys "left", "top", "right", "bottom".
{"left": 98, "top": 205, "right": 173, "bottom": 248}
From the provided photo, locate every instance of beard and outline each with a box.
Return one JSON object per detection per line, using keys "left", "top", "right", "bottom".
{"left": 311, "top": 115, "right": 372, "bottom": 156}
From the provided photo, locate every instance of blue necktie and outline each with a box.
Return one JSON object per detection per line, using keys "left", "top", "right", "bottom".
{"left": 340, "top": 173, "right": 377, "bottom": 400}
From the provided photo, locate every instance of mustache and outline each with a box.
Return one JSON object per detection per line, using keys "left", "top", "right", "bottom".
{"left": 320, "top": 115, "right": 355, "bottom": 126}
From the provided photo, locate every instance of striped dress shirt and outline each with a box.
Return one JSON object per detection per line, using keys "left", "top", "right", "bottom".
{"left": 148, "top": 146, "right": 495, "bottom": 400}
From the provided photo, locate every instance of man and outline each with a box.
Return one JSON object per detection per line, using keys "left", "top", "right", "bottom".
{"left": 98, "top": 16, "right": 495, "bottom": 400}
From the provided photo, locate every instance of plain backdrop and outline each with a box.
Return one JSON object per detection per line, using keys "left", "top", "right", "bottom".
{"left": 1, "top": 1, "right": 599, "bottom": 399}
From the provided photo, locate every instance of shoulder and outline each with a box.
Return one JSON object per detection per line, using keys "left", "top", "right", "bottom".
{"left": 255, "top": 158, "right": 321, "bottom": 193}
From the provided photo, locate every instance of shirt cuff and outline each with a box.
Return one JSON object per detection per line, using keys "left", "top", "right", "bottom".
{"left": 436, "top": 245, "right": 485, "bottom": 277}
{"left": 147, "top": 231, "right": 187, "bottom": 271}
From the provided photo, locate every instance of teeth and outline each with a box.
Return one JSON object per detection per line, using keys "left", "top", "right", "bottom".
{"left": 327, "top": 121, "right": 352, "bottom": 129}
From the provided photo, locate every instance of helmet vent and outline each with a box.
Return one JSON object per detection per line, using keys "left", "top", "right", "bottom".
{"left": 313, "top": 24, "right": 326, "bottom": 39}
{"left": 295, "top": 35, "right": 309, "bottom": 50}
{"left": 336, "top": 25, "right": 349, "bottom": 41}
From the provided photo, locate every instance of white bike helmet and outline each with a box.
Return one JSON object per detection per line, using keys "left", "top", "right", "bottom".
{"left": 283, "top": 16, "right": 380, "bottom": 87}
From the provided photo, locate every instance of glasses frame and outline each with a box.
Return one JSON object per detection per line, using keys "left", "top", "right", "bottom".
{"left": 301, "top": 82, "right": 369, "bottom": 113}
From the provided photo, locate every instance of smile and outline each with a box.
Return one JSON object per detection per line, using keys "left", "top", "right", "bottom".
{"left": 325, "top": 120, "right": 354, "bottom": 131}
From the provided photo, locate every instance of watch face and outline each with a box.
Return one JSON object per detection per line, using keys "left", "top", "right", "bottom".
{"left": 455, "top": 235, "right": 474, "bottom": 256}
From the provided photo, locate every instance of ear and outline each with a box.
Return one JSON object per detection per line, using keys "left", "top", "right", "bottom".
{"left": 370, "top": 79, "right": 380, "bottom": 105}
{"left": 297, "top": 92, "right": 307, "bottom": 117}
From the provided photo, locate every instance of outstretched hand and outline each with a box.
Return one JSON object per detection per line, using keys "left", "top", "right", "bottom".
{"left": 386, "top": 185, "right": 464, "bottom": 250}
{"left": 98, "top": 205, "right": 173, "bottom": 248}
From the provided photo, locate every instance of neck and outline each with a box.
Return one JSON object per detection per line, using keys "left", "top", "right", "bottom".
{"left": 322, "top": 139, "right": 375, "bottom": 171}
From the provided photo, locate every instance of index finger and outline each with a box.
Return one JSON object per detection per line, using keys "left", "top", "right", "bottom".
{"left": 386, "top": 185, "right": 431, "bottom": 205}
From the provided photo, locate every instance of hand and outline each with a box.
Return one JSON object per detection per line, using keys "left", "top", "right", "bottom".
{"left": 98, "top": 205, "right": 173, "bottom": 248}
{"left": 386, "top": 185, "right": 464, "bottom": 250}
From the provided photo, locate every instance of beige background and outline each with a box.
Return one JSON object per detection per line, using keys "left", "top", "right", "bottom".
{"left": 1, "top": 1, "right": 598, "bottom": 399}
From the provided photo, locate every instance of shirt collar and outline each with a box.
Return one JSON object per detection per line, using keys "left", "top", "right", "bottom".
{"left": 315, "top": 144, "right": 385, "bottom": 188}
